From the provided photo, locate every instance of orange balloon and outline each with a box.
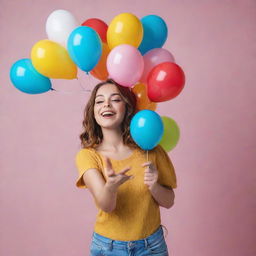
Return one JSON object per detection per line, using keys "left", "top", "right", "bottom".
{"left": 90, "top": 43, "right": 110, "bottom": 80}
{"left": 132, "top": 83, "right": 157, "bottom": 111}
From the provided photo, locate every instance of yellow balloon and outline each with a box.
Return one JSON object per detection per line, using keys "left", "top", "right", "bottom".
{"left": 31, "top": 39, "right": 77, "bottom": 79}
{"left": 107, "top": 13, "right": 143, "bottom": 49}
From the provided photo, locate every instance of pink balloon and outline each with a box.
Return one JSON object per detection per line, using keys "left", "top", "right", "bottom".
{"left": 107, "top": 44, "right": 144, "bottom": 87}
{"left": 140, "top": 48, "right": 175, "bottom": 83}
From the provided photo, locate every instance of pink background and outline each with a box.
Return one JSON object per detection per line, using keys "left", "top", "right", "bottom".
{"left": 1, "top": 0, "right": 255, "bottom": 255}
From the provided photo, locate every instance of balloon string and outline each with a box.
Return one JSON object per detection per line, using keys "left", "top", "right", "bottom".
{"left": 76, "top": 77, "right": 91, "bottom": 92}
{"left": 49, "top": 76, "right": 92, "bottom": 94}
{"left": 50, "top": 88, "right": 89, "bottom": 94}
{"left": 87, "top": 72, "right": 93, "bottom": 90}
{"left": 146, "top": 150, "right": 149, "bottom": 161}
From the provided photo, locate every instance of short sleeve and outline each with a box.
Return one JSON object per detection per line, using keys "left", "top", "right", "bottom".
{"left": 75, "top": 148, "right": 101, "bottom": 189}
{"left": 154, "top": 145, "right": 177, "bottom": 189}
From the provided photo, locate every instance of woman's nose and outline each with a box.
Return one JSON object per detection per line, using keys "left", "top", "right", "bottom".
{"left": 104, "top": 102, "right": 111, "bottom": 107}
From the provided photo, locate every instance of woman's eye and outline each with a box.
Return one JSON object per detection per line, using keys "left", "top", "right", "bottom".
{"left": 95, "top": 99, "right": 121, "bottom": 104}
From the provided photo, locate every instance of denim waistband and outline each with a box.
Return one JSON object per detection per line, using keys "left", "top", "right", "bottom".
{"left": 92, "top": 225, "right": 164, "bottom": 249}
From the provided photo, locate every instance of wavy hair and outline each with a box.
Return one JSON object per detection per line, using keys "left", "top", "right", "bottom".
{"left": 79, "top": 79, "right": 138, "bottom": 149}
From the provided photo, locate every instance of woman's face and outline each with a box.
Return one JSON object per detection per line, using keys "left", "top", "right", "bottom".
{"left": 94, "top": 83, "right": 126, "bottom": 130}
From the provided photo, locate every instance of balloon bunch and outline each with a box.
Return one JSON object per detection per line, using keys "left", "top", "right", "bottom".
{"left": 9, "top": 10, "right": 185, "bottom": 151}
{"left": 104, "top": 13, "right": 185, "bottom": 152}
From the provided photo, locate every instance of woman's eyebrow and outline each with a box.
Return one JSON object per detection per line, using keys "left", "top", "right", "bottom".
{"left": 95, "top": 93, "right": 121, "bottom": 98}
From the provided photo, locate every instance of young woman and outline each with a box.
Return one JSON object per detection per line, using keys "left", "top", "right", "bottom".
{"left": 75, "top": 79, "right": 177, "bottom": 256}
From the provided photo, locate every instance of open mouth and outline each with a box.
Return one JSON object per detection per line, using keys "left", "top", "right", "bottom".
{"left": 101, "top": 111, "right": 116, "bottom": 118}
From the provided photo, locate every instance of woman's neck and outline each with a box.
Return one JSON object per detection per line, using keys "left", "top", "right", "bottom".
{"left": 99, "top": 128, "right": 125, "bottom": 151}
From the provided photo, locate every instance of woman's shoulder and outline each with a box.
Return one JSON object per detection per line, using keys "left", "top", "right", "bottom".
{"left": 75, "top": 147, "right": 99, "bottom": 159}
{"left": 150, "top": 144, "right": 166, "bottom": 155}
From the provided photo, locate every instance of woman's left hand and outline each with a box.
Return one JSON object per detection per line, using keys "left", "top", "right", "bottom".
{"left": 142, "top": 161, "right": 158, "bottom": 190}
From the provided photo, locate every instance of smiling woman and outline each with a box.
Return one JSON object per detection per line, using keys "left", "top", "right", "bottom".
{"left": 94, "top": 85, "right": 126, "bottom": 128}
{"left": 75, "top": 78, "right": 176, "bottom": 256}
{"left": 80, "top": 79, "right": 138, "bottom": 149}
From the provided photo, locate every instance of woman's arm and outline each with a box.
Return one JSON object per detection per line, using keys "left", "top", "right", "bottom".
{"left": 83, "top": 169, "right": 118, "bottom": 213}
{"left": 143, "top": 161, "right": 175, "bottom": 209}
{"left": 149, "top": 183, "right": 175, "bottom": 209}
{"left": 83, "top": 157, "right": 132, "bottom": 213}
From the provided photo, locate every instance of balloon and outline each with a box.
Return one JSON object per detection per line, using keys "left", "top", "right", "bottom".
{"left": 67, "top": 26, "right": 102, "bottom": 72}
{"left": 90, "top": 43, "right": 110, "bottom": 80}
{"left": 107, "top": 44, "right": 144, "bottom": 87}
{"left": 138, "top": 15, "right": 168, "bottom": 55}
{"left": 140, "top": 48, "right": 175, "bottom": 83}
{"left": 10, "top": 58, "right": 52, "bottom": 94}
{"left": 159, "top": 116, "right": 180, "bottom": 151}
{"left": 107, "top": 13, "right": 143, "bottom": 49}
{"left": 31, "top": 39, "right": 77, "bottom": 79}
{"left": 131, "top": 83, "right": 157, "bottom": 111}
{"left": 46, "top": 9, "right": 79, "bottom": 47}
{"left": 82, "top": 18, "right": 108, "bottom": 43}
{"left": 130, "top": 110, "right": 163, "bottom": 150}
{"left": 147, "top": 62, "right": 185, "bottom": 102}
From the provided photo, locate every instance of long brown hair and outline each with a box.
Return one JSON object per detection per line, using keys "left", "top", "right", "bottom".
{"left": 79, "top": 79, "right": 138, "bottom": 149}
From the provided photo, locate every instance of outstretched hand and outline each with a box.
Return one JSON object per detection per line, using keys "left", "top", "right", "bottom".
{"left": 104, "top": 157, "right": 133, "bottom": 191}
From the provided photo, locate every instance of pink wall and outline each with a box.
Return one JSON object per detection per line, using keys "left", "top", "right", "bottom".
{"left": 1, "top": 0, "right": 255, "bottom": 255}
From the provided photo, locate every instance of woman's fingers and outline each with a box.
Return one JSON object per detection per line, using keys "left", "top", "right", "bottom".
{"left": 105, "top": 156, "right": 113, "bottom": 169}
{"left": 141, "top": 161, "right": 152, "bottom": 167}
{"left": 142, "top": 161, "right": 156, "bottom": 172}
{"left": 104, "top": 157, "right": 115, "bottom": 177}
{"left": 104, "top": 158, "right": 134, "bottom": 184}
{"left": 119, "top": 167, "right": 131, "bottom": 175}
{"left": 120, "top": 174, "right": 134, "bottom": 184}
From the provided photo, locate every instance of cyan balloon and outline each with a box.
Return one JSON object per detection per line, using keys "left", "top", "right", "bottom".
{"left": 130, "top": 110, "right": 163, "bottom": 150}
{"left": 67, "top": 26, "right": 102, "bottom": 72}
{"left": 10, "top": 58, "right": 52, "bottom": 94}
{"left": 138, "top": 15, "right": 168, "bottom": 55}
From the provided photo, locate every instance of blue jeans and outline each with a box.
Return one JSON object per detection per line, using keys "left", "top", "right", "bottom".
{"left": 89, "top": 225, "right": 169, "bottom": 256}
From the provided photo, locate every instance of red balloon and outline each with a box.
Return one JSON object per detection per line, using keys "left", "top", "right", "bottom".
{"left": 147, "top": 62, "right": 185, "bottom": 102}
{"left": 81, "top": 18, "right": 108, "bottom": 43}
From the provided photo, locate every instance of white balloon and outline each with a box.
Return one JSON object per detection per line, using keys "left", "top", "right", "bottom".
{"left": 46, "top": 9, "right": 79, "bottom": 48}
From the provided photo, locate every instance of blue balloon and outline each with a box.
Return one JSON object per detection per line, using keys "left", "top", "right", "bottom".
{"left": 130, "top": 110, "right": 164, "bottom": 150}
{"left": 10, "top": 58, "right": 52, "bottom": 94}
{"left": 67, "top": 26, "right": 102, "bottom": 72}
{"left": 138, "top": 15, "right": 168, "bottom": 55}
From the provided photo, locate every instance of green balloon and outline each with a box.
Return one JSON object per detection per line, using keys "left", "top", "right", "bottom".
{"left": 159, "top": 116, "right": 180, "bottom": 151}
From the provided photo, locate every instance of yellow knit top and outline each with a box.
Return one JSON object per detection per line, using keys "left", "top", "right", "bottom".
{"left": 75, "top": 145, "right": 177, "bottom": 241}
